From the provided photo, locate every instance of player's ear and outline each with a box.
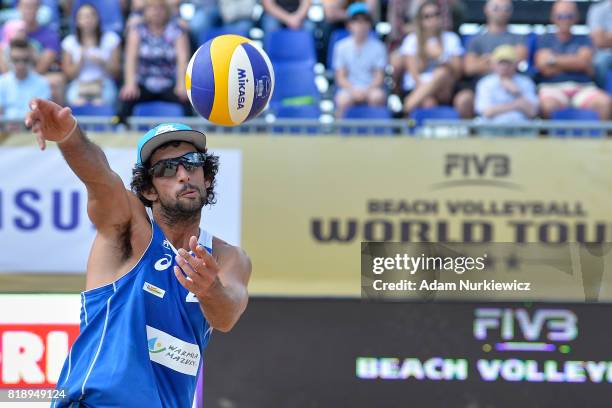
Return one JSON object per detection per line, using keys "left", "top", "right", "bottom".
{"left": 204, "top": 177, "right": 211, "bottom": 189}
{"left": 142, "top": 186, "right": 158, "bottom": 203}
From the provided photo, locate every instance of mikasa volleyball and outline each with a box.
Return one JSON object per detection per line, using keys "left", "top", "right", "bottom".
{"left": 186, "top": 34, "right": 275, "bottom": 126}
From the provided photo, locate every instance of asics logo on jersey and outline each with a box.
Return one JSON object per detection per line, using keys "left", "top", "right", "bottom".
{"left": 154, "top": 254, "right": 173, "bottom": 271}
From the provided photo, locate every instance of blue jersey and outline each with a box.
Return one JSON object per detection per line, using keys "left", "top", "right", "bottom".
{"left": 53, "top": 218, "right": 213, "bottom": 408}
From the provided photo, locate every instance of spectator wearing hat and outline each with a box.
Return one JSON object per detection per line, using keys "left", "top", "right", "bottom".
{"left": 475, "top": 44, "right": 538, "bottom": 123}
{"left": 536, "top": 0, "right": 610, "bottom": 119}
{"left": 453, "top": 0, "right": 527, "bottom": 118}
{"left": 586, "top": 0, "right": 612, "bottom": 89}
{"left": 333, "top": 2, "right": 387, "bottom": 118}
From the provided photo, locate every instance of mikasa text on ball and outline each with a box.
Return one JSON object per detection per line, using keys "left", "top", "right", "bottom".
{"left": 186, "top": 35, "right": 275, "bottom": 126}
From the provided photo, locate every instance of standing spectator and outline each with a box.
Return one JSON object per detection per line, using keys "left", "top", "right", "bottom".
{"left": 333, "top": 2, "right": 387, "bottom": 118}
{"left": 0, "top": 38, "right": 50, "bottom": 119}
{"left": 119, "top": 0, "right": 191, "bottom": 123}
{"left": 475, "top": 45, "right": 538, "bottom": 122}
{"left": 18, "top": 0, "right": 64, "bottom": 104}
{"left": 62, "top": 3, "right": 121, "bottom": 107}
{"left": 453, "top": 0, "right": 526, "bottom": 118}
{"left": 400, "top": 1, "right": 463, "bottom": 115}
{"left": 587, "top": 0, "right": 612, "bottom": 88}
{"left": 261, "top": 0, "right": 313, "bottom": 34}
{"left": 535, "top": 0, "right": 610, "bottom": 119}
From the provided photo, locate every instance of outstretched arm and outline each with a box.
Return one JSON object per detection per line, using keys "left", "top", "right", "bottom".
{"left": 25, "top": 99, "right": 132, "bottom": 233}
{"left": 174, "top": 236, "right": 251, "bottom": 332}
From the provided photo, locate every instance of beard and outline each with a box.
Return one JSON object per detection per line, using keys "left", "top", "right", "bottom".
{"left": 158, "top": 184, "right": 206, "bottom": 225}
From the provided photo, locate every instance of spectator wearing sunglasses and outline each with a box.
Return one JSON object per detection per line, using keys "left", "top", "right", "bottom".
{"left": 586, "top": 0, "right": 612, "bottom": 89}
{"left": 0, "top": 38, "right": 50, "bottom": 119}
{"left": 453, "top": 0, "right": 527, "bottom": 118}
{"left": 17, "top": 0, "right": 64, "bottom": 105}
{"left": 25, "top": 103, "right": 252, "bottom": 406}
{"left": 400, "top": 1, "right": 463, "bottom": 116}
{"left": 535, "top": 0, "right": 610, "bottom": 120}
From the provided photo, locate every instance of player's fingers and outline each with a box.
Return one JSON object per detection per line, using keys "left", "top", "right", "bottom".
{"left": 58, "top": 106, "right": 73, "bottom": 121}
{"left": 188, "top": 236, "right": 198, "bottom": 254}
{"left": 195, "top": 244, "right": 217, "bottom": 268}
{"left": 174, "top": 266, "right": 196, "bottom": 292}
{"left": 35, "top": 132, "right": 46, "bottom": 151}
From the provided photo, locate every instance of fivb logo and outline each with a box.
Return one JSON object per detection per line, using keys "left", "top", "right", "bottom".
{"left": 237, "top": 68, "right": 248, "bottom": 110}
{"left": 474, "top": 308, "right": 577, "bottom": 349}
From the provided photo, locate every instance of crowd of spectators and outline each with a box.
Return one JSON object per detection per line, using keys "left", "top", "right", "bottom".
{"left": 0, "top": 0, "right": 609, "bottom": 123}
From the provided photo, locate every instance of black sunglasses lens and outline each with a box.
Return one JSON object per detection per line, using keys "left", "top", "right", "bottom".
{"left": 150, "top": 153, "right": 205, "bottom": 177}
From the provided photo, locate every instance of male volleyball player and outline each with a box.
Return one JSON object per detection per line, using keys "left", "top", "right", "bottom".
{"left": 25, "top": 98, "right": 251, "bottom": 407}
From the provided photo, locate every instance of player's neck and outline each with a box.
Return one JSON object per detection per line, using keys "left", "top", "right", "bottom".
{"left": 153, "top": 209, "right": 202, "bottom": 250}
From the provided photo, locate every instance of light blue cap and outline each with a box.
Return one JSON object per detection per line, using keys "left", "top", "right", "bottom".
{"left": 136, "top": 123, "right": 207, "bottom": 165}
{"left": 347, "top": 2, "right": 370, "bottom": 18}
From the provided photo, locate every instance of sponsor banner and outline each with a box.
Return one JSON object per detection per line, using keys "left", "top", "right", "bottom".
{"left": 0, "top": 295, "right": 80, "bottom": 389}
{"left": 204, "top": 298, "right": 612, "bottom": 407}
{"left": 0, "top": 146, "right": 241, "bottom": 273}
{"left": 2, "top": 135, "right": 612, "bottom": 295}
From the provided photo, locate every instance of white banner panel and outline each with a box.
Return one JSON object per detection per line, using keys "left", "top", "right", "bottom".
{"left": 0, "top": 147, "right": 242, "bottom": 273}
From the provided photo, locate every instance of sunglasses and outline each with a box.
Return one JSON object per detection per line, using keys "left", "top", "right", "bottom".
{"left": 554, "top": 13, "right": 575, "bottom": 20}
{"left": 491, "top": 4, "right": 513, "bottom": 12}
{"left": 11, "top": 57, "right": 30, "bottom": 64}
{"left": 148, "top": 152, "right": 206, "bottom": 178}
{"left": 422, "top": 11, "right": 441, "bottom": 19}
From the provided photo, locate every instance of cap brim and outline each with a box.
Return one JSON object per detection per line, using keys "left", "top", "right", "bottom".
{"left": 139, "top": 130, "right": 207, "bottom": 165}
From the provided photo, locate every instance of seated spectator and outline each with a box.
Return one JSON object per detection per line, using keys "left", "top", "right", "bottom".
{"left": 587, "top": 0, "right": 611, "bottom": 89}
{"left": 535, "top": 0, "right": 610, "bottom": 119}
{"left": 333, "top": 2, "right": 387, "bottom": 118}
{"left": 0, "top": 20, "right": 38, "bottom": 73}
{"left": 18, "top": 0, "right": 64, "bottom": 105}
{"left": 0, "top": 38, "right": 50, "bottom": 119}
{"left": 62, "top": 3, "right": 121, "bottom": 106}
{"left": 261, "top": 0, "right": 313, "bottom": 34}
{"left": 475, "top": 45, "right": 538, "bottom": 122}
{"left": 126, "top": 0, "right": 189, "bottom": 33}
{"left": 453, "top": 0, "right": 526, "bottom": 118}
{"left": 188, "top": 0, "right": 255, "bottom": 45}
{"left": 387, "top": 0, "right": 458, "bottom": 93}
{"left": 321, "top": 0, "right": 378, "bottom": 64}
{"left": 400, "top": 0, "right": 463, "bottom": 115}
{"left": 119, "top": 0, "right": 191, "bottom": 123}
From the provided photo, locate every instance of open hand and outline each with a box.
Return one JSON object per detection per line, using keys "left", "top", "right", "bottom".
{"left": 174, "top": 236, "right": 221, "bottom": 299}
{"left": 24, "top": 98, "right": 76, "bottom": 150}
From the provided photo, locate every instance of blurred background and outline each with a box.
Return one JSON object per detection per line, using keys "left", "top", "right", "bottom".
{"left": 0, "top": 0, "right": 611, "bottom": 406}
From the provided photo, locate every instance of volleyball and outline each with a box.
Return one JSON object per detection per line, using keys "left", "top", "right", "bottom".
{"left": 185, "top": 35, "right": 275, "bottom": 126}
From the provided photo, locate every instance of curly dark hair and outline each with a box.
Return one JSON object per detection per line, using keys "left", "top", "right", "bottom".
{"left": 131, "top": 141, "right": 220, "bottom": 208}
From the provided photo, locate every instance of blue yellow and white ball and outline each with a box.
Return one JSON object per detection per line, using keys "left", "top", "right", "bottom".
{"left": 185, "top": 35, "right": 275, "bottom": 126}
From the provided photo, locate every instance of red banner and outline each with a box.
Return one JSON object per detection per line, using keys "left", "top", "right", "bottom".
{"left": 0, "top": 324, "right": 79, "bottom": 388}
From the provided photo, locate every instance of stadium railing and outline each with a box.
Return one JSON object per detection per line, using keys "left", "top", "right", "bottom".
{"left": 2, "top": 117, "right": 611, "bottom": 137}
